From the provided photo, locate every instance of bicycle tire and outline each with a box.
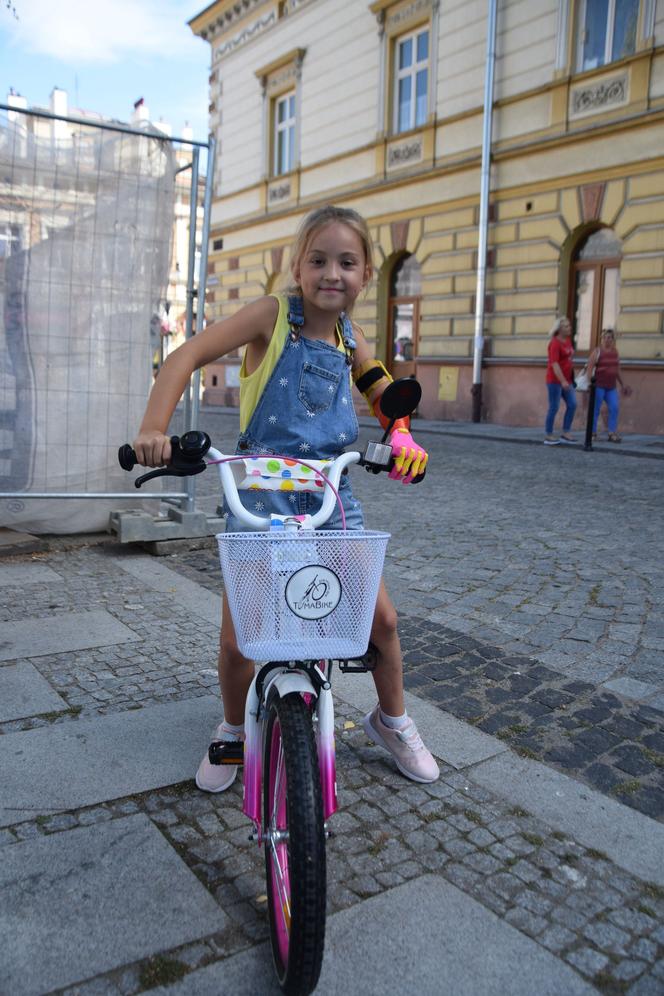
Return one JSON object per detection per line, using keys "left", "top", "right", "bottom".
{"left": 263, "top": 690, "right": 326, "bottom": 996}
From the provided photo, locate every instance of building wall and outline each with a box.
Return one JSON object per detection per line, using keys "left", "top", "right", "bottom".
{"left": 192, "top": 0, "right": 664, "bottom": 431}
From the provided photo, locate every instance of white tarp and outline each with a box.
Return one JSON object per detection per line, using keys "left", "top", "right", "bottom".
{"left": 0, "top": 114, "right": 175, "bottom": 532}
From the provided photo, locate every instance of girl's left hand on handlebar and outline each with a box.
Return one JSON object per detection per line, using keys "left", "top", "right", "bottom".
{"left": 388, "top": 428, "right": 428, "bottom": 484}
{"left": 132, "top": 430, "right": 172, "bottom": 468}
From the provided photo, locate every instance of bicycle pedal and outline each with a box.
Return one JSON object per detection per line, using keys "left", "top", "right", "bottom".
{"left": 338, "top": 645, "right": 378, "bottom": 673}
{"left": 208, "top": 740, "right": 244, "bottom": 766}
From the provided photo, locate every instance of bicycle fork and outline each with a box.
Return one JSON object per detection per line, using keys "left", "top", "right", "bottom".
{"left": 242, "top": 668, "right": 338, "bottom": 843}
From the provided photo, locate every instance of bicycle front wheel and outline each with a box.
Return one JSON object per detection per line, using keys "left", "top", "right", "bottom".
{"left": 263, "top": 691, "right": 326, "bottom": 996}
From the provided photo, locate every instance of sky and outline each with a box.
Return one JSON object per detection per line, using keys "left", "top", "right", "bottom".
{"left": 0, "top": 0, "right": 212, "bottom": 142}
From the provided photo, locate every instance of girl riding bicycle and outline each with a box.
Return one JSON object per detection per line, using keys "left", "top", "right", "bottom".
{"left": 132, "top": 204, "right": 439, "bottom": 789}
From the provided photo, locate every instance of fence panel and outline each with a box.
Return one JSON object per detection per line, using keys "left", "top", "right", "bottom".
{"left": 0, "top": 111, "right": 176, "bottom": 532}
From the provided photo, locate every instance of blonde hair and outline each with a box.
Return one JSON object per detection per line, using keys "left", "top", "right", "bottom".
{"left": 549, "top": 315, "right": 571, "bottom": 337}
{"left": 285, "top": 205, "right": 374, "bottom": 301}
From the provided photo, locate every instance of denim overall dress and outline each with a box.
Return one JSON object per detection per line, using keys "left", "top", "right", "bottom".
{"left": 223, "top": 295, "right": 364, "bottom": 532}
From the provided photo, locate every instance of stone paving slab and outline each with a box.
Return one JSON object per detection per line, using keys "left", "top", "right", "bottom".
{"left": 0, "top": 696, "right": 220, "bottom": 826}
{"left": 0, "top": 813, "right": 227, "bottom": 995}
{"left": 0, "top": 528, "right": 48, "bottom": 556}
{"left": 604, "top": 676, "right": 660, "bottom": 700}
{"left": 471, "top": 752, "right": 664, "bottom": 886}
{"left": 0, "top": 561, "right": 61, "bottom": 586}
{"left": 115, "top": 553, "right": 222, "bottom": 626}
{"left": 333, "top": 667, "right": 508, "bottom": 770}
{"left": 0, "top": 608, "right": 140, "bottom": 662}
{"left": 152, "top": 876, "right": 595, "bottom": 996}
{"left": 0, "top": 660, "right": 68, "bottom": 722}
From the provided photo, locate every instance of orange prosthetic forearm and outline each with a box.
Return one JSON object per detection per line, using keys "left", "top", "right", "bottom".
{"left": 371, "top": 398, "right": 409, "bottom": 434}
{"left": 353, "top": 358, "right": 409, "bottom": 433}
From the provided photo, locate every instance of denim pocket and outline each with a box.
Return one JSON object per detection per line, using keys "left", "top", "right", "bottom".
{"left": 298, "top": 361, "right": 341, "bottom": 414}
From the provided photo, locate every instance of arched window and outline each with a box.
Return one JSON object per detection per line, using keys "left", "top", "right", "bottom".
{"left": 570, "top": 228, "right": 622, "bottom": 353}
{"left": 388, "top": 254, "right": 421, "bottom": 375}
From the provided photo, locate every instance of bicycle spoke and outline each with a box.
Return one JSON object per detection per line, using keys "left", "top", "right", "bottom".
{"left": 270, "top": 739, "right": 286, "bottom": 834}
{"left": 269, "top": 738, "right": 291, "bottom": 931}
{"left": 269, "top": 836, "right": 291, "bottom": 931}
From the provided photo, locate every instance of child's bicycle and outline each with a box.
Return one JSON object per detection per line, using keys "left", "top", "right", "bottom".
{"left": 119, "top": 377, "right": 423, "bottom": 996}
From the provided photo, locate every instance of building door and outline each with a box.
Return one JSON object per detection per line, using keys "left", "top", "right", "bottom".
{"left": 388, "top": 254, "right": 421, "bottom": 378}
{"left": 570, "top": 228, "right": 622, "bottom": 354}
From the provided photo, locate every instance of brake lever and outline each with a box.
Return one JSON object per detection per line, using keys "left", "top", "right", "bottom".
{"left": 119, "top": 431, "right": 211, "bottom": 488}
{"left": 133, "top": 464, "right": 206, "bottom": 489}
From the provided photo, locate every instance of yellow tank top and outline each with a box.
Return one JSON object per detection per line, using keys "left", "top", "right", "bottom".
{"left": 238, "top": 294, "right": 347, "bottom": 432}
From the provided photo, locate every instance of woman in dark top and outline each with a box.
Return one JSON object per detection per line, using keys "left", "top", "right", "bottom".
{"left": 544, "top": 316, "right": 577, "bottom": 445}
{"left": 588, "top": 328, "right": 631, "bottom": 442}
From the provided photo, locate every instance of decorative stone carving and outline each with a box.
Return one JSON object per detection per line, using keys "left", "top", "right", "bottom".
{"left": 391, "top": 220, "right": 409, "bottom": 251}
{"left": 282, "top": 0, "right": 316, "bottom": 13}
{"left": 570, "top": 74, "right": 628, "bottom": 118}
{"left": 386, "top": 0, "right": 433, "bottom": 32}
{"left": 213, "top": 9, "right": 277, "bottom": 60}
{"left": 268, "top": 180, "right": 292, "bottom": 204}
{"left": 266, "top": 64, "right": 297, "bottom": 95}
{"left": 580, "top": 182, "right": 606, "bottom": 223}
{"left": 387, "top": 137, "right": 423, "bottom": 169}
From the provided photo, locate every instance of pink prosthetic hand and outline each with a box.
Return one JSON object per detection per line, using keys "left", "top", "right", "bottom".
{"left": 388, "top": 427, "right": 428, "bottom": 484}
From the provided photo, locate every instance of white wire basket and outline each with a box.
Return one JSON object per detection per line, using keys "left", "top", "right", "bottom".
{"left": 217, "top": 530, "right": 390, "bottom": 660}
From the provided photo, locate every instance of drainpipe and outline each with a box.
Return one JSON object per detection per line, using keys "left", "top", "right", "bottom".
{"left": 471, "top": 0, "right": 498, "bottom": 422}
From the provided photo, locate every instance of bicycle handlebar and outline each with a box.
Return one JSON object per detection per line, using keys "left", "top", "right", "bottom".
{"left": 118, "top": 377, "right": 426, "bottom": 525}
{"left": 210, "top": 448, "right": 362, "bottom": 531}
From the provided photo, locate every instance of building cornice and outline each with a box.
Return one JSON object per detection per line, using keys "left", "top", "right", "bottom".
{"left": 189, "top": 0, "right": 316, "bottom": 44}
{"left": 188, "top": 0, "right": 272, "bottom": 42}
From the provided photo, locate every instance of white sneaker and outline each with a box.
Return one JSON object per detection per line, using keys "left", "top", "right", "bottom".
{"left": 363, "top": 705, "right": 439, "bottom": 783}
{"left": 195, "top": 722, "right": 244, "bottom": 793}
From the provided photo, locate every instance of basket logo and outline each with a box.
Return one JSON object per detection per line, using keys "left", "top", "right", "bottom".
{"left": 285, "top": 565, "right": 342, "bottom": 620}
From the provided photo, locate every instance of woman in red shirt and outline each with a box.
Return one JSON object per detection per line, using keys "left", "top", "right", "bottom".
{"left": 588, "top": 328, "right": 631, "bottom": 442}
{"left": 544, "top": 316, "right": 577, "bottom": 445}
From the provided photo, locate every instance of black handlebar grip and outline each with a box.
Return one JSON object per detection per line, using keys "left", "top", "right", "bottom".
{"left": 118, "top": 444, "right": 137, "bottom": 471}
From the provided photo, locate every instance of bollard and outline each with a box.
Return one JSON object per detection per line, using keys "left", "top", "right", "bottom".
{"left": 583, "top": 377, "right": 597, "bottom": 451}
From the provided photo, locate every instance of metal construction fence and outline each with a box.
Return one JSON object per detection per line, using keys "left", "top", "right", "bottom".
{"left": 0, "top": 105, "right": 213, "bottom": 533}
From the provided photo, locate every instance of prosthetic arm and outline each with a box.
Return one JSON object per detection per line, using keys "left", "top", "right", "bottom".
{"left": 353, "top": 359, "right": 428, "bottom": 484}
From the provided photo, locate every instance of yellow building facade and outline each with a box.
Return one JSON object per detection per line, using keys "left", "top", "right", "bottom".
{"left": 190, "top": 0, "right": 664, "bottom": 433}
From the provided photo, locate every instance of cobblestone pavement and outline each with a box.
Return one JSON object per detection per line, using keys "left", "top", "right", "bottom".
{"left": 1, "top": 416, "right": 663, "bottom": 994}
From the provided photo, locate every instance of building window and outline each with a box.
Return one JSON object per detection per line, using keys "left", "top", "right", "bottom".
{"left": 274, "top": 90, "right": 296, "bottom": 176}
{"left": 388, "top": 254, "right": 421, "bottom": 373}
{"left": 575, "top": 0, "right": 639, "bottom": 73}
{"left": 394, "top": 27, "right": 429, "bottom": 133}
{"left": 570, "top": 228, "right": 622, "bottom": 352}
{"left": 256, "top": 49, "right": 305, "bottom": 181}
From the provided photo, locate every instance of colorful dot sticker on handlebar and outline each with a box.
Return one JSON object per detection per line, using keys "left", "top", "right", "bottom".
{"left": 238, "top": 457, "right": 331, "bottom": 492}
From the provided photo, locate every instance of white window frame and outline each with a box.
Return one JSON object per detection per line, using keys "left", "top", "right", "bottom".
{"left": 273, "top": 89, "right": 296, "bottom": 176}
{"left": 393, "top": 26, "right": 429, "bottom": 134}
{"left": 575, "top": 0, "right": 639, "bottom": 73}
